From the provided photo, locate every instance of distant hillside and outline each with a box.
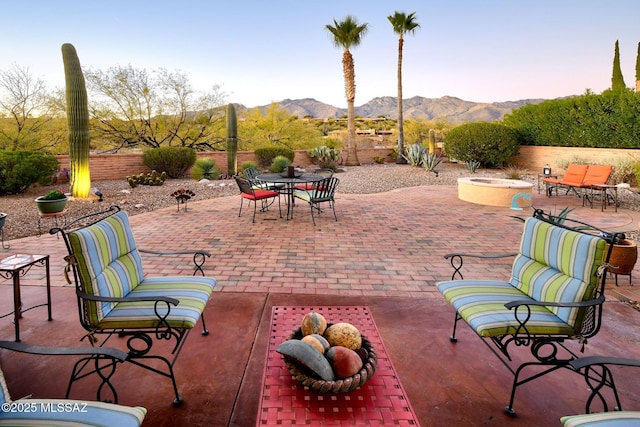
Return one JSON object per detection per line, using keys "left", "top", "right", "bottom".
{"left": 253, "top": 96, "right": 546, "bottom": 123}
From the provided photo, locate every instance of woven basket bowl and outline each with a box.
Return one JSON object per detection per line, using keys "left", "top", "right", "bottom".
{"left": 282, "top": 327, "right": 378, "bottom": 393}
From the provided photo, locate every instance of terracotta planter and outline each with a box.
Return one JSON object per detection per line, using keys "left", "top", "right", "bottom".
{"left": 35, "top": 196, "right": 68, "bottom": 215}
{"left": 607, "top": 239, "right": 638, "bottom": 276}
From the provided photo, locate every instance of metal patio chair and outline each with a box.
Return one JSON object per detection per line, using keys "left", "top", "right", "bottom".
{"left": 437, "top": 210, "right": 617, "bottom": 416}
{"left": 234, "top": 176, "right": 282, "bottom": 222}
{"left": 51, "top": 205, "right": 216, "bottom": 406}
{"left": 293, "top": 176, "right": 339, "bottom": 225}
{"left": 0, "top": 340, "right": 146, "bottom": 426}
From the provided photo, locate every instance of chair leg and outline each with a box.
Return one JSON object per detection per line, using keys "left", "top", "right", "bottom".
{"left": 331, "top": 200, "right": 337, "bottom": 221}
{"left": 200, "top": 313, "right": 209, "bottom": 336}
{"left": 238, "top": 198, "right": 244, "bottom": 217}
{"left": 309, "top": 203, "right": 316, "bottom": 226}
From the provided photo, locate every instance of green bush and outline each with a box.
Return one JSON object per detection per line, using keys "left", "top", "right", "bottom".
{"left": 142, "top": 147, "right": 196, "bottom": 178}
{"left": 0, "top": 150, "right": 59, "bottom": 195}
{"left": 191, "top": 158, "right": 220, "bottom": 181}
{"left": 444, "top": 123, "right": 519, "bottom": 168}
{"left": 269, "top": 155, "right": 291, "bottom": 173}
{"left": 403, "top": 144, "right": 426, "bottom": 166}
{"left": 255, "top": 147, "right": 295, "bottom": 168}
{"left": 240, "top": 161, "right": 258, "bottom": 176}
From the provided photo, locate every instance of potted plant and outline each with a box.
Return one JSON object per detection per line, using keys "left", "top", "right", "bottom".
{"left": 35, "top": 190, "right": 68, "bottom": 214}
{"left": 605, "top": 233, "right": 638, "bottom": 278}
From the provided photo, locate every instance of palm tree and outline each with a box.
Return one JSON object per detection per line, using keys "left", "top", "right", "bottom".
{"left": 388, "top": 11, "right": 420, "bottom": 164}
{"left": 326, "top": 16, "right": 368, "bottom": 166}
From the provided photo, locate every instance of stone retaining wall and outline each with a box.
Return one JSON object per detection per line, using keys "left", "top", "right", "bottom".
{"left": 52, "top": 146, "right": 640, "bottom": 181}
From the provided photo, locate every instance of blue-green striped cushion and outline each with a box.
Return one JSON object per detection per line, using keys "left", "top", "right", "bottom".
{"left": 512, "top": 217, "right": 606, "bottom": 326}
{"left": 0, "top": 399, "right": 146, "bottom": 427}
{"left": 561, "top": 412, "right": 640, "bottom": 427}
{"left": 97, "top": 276, "right": 215, "bottom": 330}
{"left": 69, "top": 211, "right": 144, "bottom": 325}
{"left": 0, "top": 368, "right": 9, "bottom": 405}
{"left": 437, "top": 280, "right": 576, "bottom": 337}
{"left": 437, "top": 217, "right": 606, "bottom": 337}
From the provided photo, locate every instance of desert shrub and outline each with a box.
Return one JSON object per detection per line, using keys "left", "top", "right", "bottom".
{"left": 255, "top": 147, "right": 295, "bottom": 168}
{"left": 142, "top": 147, "right": 196, "bottom": 178}
{"left": 503, "top": 165, "right": 528, "bottom": 179}
{"left": 191, "top": 158, "right": 220, "bottom": 181}
{"left": 372, "top": 156, "right": 385, "bottom": 164}
{"left": 269, "top": 155, "right": 291, "bottom": 173}
{"left": 240, "top": 161, "right": 258, "bottom": 174}
{"left": 307, "top": 146, "right": 340, "bottom": 169}
{"left": 0, "top": 150, "right": 59, "bottom": 195}
{"left": 422, "top": 152, "right": 443, "bottom": 172}
{"left": 445, "top": 122, "right": 519, "bottom": 168}
{"left": 126, "top": 170, "right": 167, "bottom": 188}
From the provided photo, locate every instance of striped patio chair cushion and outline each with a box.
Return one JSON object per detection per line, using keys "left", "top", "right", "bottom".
{"left": 437, "top": 217, "right": 606, "bottom": 337}
{"left": 0, "top": 367, "right": 9, "bottom": 405}
{"left": 68, "top": 211, "right": 144, "bottom": 325}
{"left": 437, "top": 280, "right": 577, "bottom": 337}
{"left": 561, "top": 411, "right": 640, "bottom": 427}
{"left": 513, "top": 217, "right": 606, "bottom": 327}
{"left": 96, "top": 276, "right": 215, "bottom": 330}
{"left": 0, "top": 399, "right": 146, "bottom": 427}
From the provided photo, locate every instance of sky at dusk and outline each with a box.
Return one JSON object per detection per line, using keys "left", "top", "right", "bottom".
{"left": 2, "top": 0, "right": 638, "bottom": 108}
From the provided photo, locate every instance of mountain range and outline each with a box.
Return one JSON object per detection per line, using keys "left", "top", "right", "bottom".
{"left": 255, "top": 95, "right": 547, "bottom": 123}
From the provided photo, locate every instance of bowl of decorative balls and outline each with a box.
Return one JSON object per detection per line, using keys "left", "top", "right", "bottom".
{"left": 276, "top": 311, "right": 377, "bottom": 393}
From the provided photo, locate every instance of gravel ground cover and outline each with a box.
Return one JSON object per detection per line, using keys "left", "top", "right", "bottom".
{"left": 1, "top": 161, "right": 638, "bottom": 241}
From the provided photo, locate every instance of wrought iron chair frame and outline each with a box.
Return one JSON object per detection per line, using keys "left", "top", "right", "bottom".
{"left": 441, "top": 210, "right": 618, "bottom": 416}
{"left": 0, "top": 340, "right": 127, "bottom": 403}
{"left": 234, "top": 176, "right": 281, "bottom": 222}
{"left": 293, "top": 176, "right": 340, "bottom": 225}
{"left": 51, "top": 205, "right": 213, "bottom": 406}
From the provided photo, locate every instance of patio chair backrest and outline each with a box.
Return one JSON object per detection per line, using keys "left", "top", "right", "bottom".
{"left": 510, "top": 217, "right": 607, "bottom": 329}
{"left": 243, "top": 167, "right": 260, "bottom": 180}
{"left": 561, "top": 164, "right": 589, "bottom": 185}
{"left": 68, "top": 210, "right": 144, "bottom": 325}
{"left": 309, "top": 177, "right": 339, "bottom": 201}
{"left": 582, "top": 165, "right": 613, "bottom": 186}
{"left": 235, "top": 176, "right": 256, "bottom": 195}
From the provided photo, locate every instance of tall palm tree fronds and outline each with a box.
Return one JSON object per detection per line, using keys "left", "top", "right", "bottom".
{"left": 325, "top": 16, "right": 369, "bottom": 166}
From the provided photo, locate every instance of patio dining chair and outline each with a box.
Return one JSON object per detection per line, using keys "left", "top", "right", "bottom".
{"left": 294, "top": 168, "right": 334, "bottom": 191}
{"left": 51, "top": 205, "right": 216, "bottom": 406}
{"left": 234, "top": 176, "right": 282, "bottom": 223}
{"left": 243, "top": 166, "right": 283, "bottom": 191}
{"left": 293, "top": 176, "right": 339, "bottom": 225}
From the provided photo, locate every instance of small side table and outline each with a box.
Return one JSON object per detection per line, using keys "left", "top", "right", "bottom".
{"left": 38, "top": 209, "right": 67, "bottom": 236}
{"left": 0, "top": 254, "right": 52, "bottom": 341}
{"left": 537, "top": 173, "right": 558, "bottom": 194}
{"left": 589, "top": 184, "right": 618, "bottom": 212}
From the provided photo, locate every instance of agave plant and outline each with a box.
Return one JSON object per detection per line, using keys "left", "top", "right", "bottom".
{"left": 465, "top": 160, "right": 481, "bottom": 173}
{"left": 422, "top": 152, "right": 442, "bottom": 172}
{"left": 403, "top": 144, "right": 426, "bottom": 167}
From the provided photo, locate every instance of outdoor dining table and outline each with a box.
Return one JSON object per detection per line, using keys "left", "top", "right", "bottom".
{"left": 255, "top": 172, "right": 323, "bottom": 220}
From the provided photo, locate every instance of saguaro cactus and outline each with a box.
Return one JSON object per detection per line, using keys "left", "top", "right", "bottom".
{"left": 226, "top": 103, "right": 238, "bottom": 176}
{"left": 61, "top": 43, "right": 91, "bottom": 198}
{"left": 428, "top": 128, "right": 436, "bottom": 154}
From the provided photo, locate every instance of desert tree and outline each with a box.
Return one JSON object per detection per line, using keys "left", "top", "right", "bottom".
{"left": 611, "top": 40, "right": 626, "bottom": 91}
{"left": 388, "top": 11, "right": 420, "bottom": 164}
{"left": 325, "top": 15, "right": 369, "bottom": 166}
{"left": 0, "top": 64, "right": 62, "bottom": 151}
{"left": 85, "top": 65, "right": 226, "bottom": 151}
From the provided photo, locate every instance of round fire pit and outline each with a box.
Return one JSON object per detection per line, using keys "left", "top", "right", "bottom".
{"left": 457, "top": 177, "right": 533, "bottom": 208}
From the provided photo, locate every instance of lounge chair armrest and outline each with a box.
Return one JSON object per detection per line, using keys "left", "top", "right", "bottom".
{"left": 570, "top": 356, "right": 640, "bottom": 371}
{"left": 0, "top": 340, "right": 128, "bottom": 361}
{"left": 77, "top": 290, "right": 179, "bottom": 306}
{"left": 139, "top": 249, "right": 211, "bottom": 276}
{"left": 444, "top": 252, "right": 518, "bottom": 280}
{"left": 444, "top": 253, "right": 518, "bottom": 260}
{"left": 505, "top": 295, "right": 605, "bottom": 310}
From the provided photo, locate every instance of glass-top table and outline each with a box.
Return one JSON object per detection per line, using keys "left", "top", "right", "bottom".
{"left": 255, "top": 173, "right": 323, "bottom": 220}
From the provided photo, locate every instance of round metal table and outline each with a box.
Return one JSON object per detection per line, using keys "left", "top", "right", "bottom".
{"left": 255, "top": 173, "right": 323, "bottom": 220}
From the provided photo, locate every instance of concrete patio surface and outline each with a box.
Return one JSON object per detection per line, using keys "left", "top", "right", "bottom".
{"left": 1, "top": 183, "right": 639, "bottom": 426}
